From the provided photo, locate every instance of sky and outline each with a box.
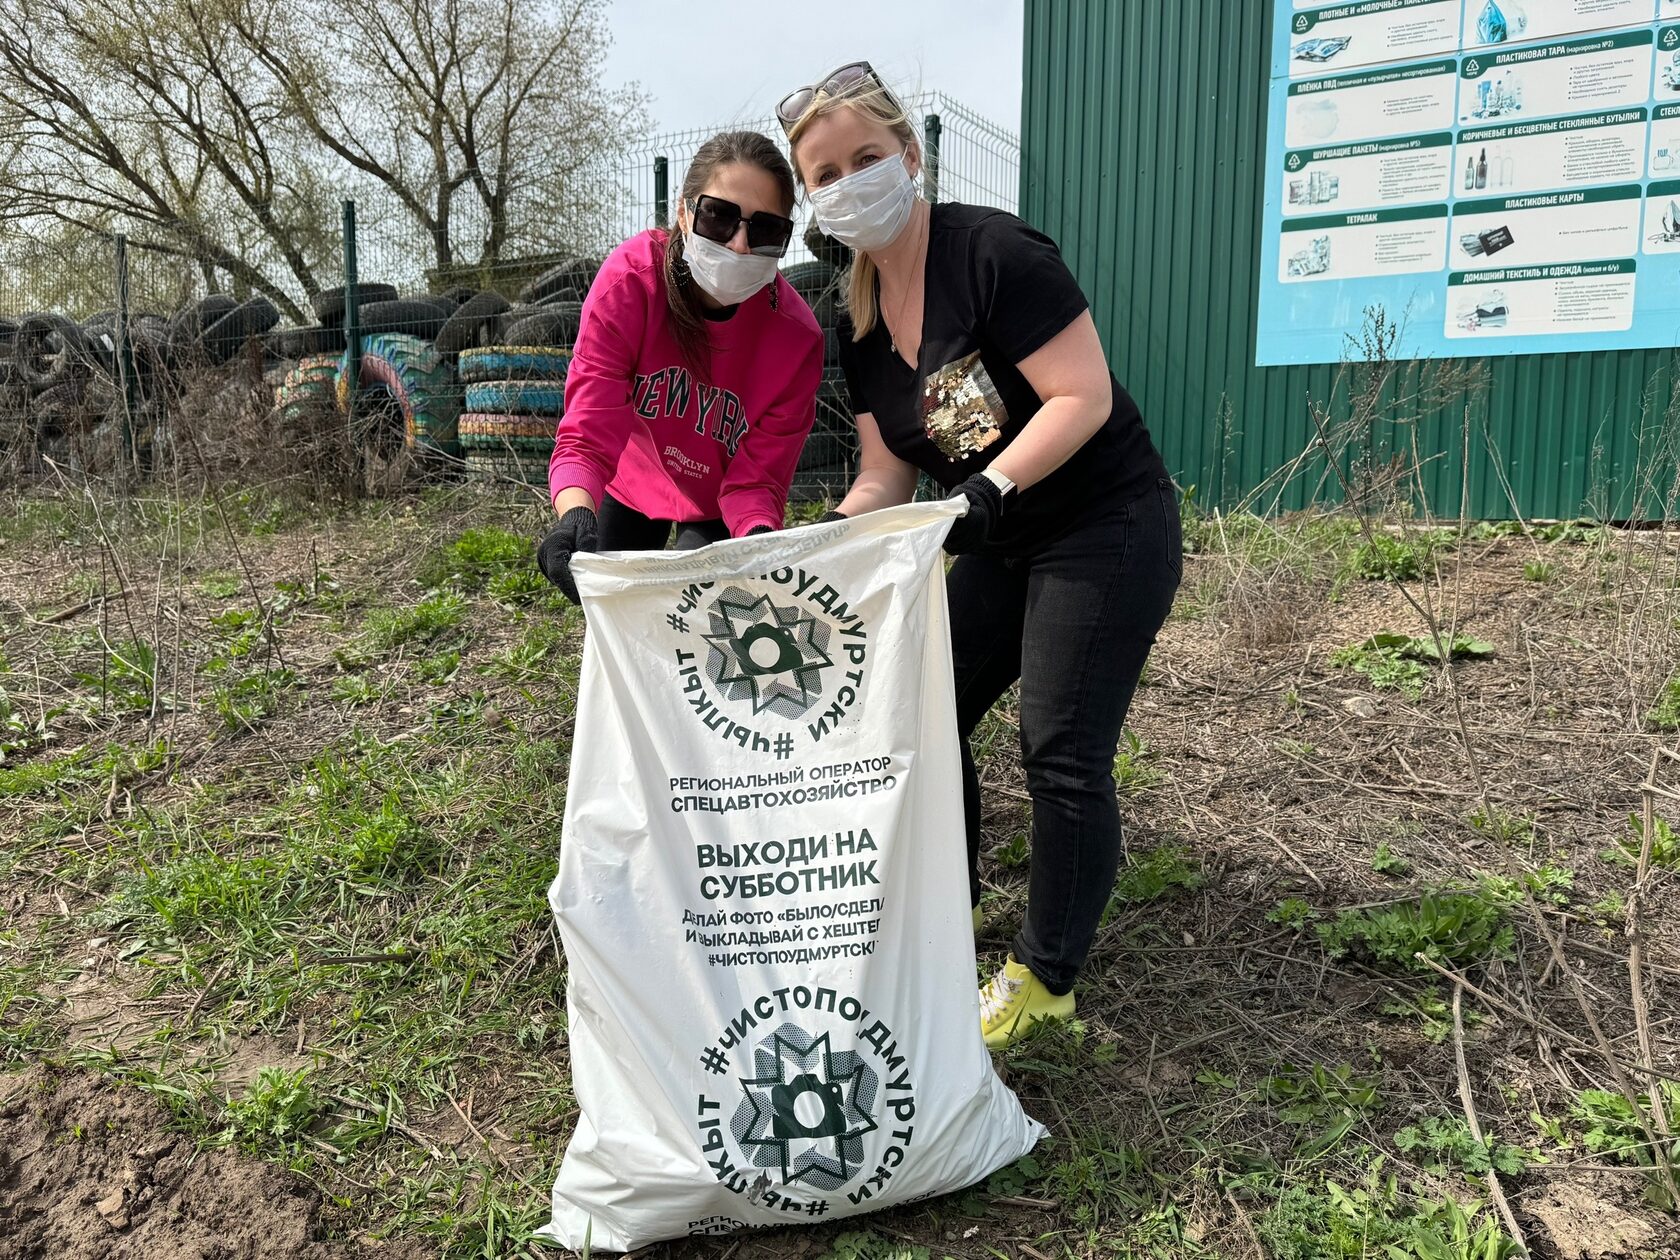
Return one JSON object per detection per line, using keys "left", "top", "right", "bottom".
{"left": 599, "top": 0, "right": 1025, "bottom": 138}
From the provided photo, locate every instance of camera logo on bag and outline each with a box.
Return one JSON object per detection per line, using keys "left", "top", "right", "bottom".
{"left": 732, "top": 1023, "right": 878, "bottom": 1191}
{"left": 704, "top": 588, "right": 834, "bottom": 718}
{"left": 696, "top": 990, "right": 919, "bottom": 1214}
{"left": 667, "top": 566, "right": 872, "bottom": 758}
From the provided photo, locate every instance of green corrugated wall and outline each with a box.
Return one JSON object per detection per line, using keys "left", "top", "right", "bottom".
{"left": 1019, "top": 1, "right": 1678, "bottom": 519}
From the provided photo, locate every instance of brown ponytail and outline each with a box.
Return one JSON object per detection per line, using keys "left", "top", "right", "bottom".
{"left": 661, "top": 130, "right": 797, "bottom": 368}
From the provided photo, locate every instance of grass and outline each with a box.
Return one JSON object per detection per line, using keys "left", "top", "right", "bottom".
{"left": 0, "top": 487, "right": 1671, "bottom": 1260}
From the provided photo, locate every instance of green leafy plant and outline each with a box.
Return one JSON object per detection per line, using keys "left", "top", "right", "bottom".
{"left": 417, "top": 526, "right": 530, "bottom": 593}
{"left": 330, "top": 674, "right": 379, "bottom": 707}
{"left": 1345, "top": 532, "right": 1445, "bottom": 582}
{"left": 74, "top": 638, "right": 157, "bottom": 712}
{"left": 197, "top": 574, "right": 242, "bottom": 599}
{"left": 1394, "top": 1116, "right": 1532, "bottom": 1177}
{"left": 1371, "top": 843, "right": 1412, "bottom": 876}
{"left": 482, "top": 621, "right": 567, "bottom": 680}
{"left": 1480, "top": 865, "right": 1572, "bottom": 907}
{"left": 0, "top": 739, "right": 169, "bottom": 800}
{"left": 416, "top": 650, "right": 461, "bottom": 685}
{"left": 224, "top": 1066, "right": 321, "bottom": 1150}
{"left": 1603, "top": 813, "right": 1678, "bottom": 868}
{"left": 822, "top": 1232, "right": 931, "bottom": 1260}
{"left": 343, "top": 793, "right": 442, "bottom": 878}
{"left": 1268, "top": 897, "right": 1318, "bottom": 931}
{"left": 1572, "top": 1084, "right": 1680, "bottom": 1167}
{"left": 1261, "top": 1063, "right": 1382, "bottom": 1155}
{"left": 362, "top": 592, "right": 468, "bottom": 651}
{"left": 1318, "top": 891, "right": 1512, "bottom": 972}
{"left": 1521, "top": 559, "right": 1556, "bottom": 583}
{"left": 1112, "top": 729, "right": 1159, "bottom": 795}
{"left": 1334, "top": 633, "right": 1494, "bottom": 700}
{"left": 208, "top": 669, "right": 295, "bottom": 733}
{"left": 486, "top": 567, "right": 556, "bottom": 608}
{"left": 1109, "top": 844, "right": 1203, "bottom": 909}
{"left": 1259, "top": 1169, "right": 1520, "bottom": 1260}
{"left": 1648, "top": 677, "right": 1680, "bottom": 732}
{"left": 995, "top": 833, "right": 1029, "bottom": 869}
{"left": 1380, "top": 986, "right": 1477, "bottom": 1044}
{"left": 1467, "top": 805, "right": 1535, "bottom": 847}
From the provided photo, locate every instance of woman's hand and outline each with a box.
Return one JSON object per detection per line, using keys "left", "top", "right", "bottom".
{"left": 941, "top": 473, "right": 1004, "bottom": 554}
{"left": 537, "top": 506, "right": 600, "bottom": 604}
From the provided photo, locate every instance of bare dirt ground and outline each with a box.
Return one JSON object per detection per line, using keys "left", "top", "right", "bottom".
{"left": 1, "top": 479, "right": 1677, "bottom": 1260}
{"left": 0, "top": 1065, "right": 427, "bottom": 1259}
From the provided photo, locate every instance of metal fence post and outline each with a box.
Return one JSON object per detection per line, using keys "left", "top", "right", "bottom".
{"left": 112, "top": 233, "right": 142, "bottom": 470}
{"left": 341, "top": 198, "right": 360, "bottom": 482}
{"left": 654, "top": 156, "right": 669, "bottom": 228}
{"left": 923, "top": 113, "right": 943, "bottom": 204}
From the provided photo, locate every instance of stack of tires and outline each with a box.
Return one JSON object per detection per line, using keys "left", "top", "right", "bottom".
{"left": 456, "top": 345, "right": 570, "bottom": 485}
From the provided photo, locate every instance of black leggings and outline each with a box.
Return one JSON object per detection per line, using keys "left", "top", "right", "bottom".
{"left": 598, "top": 493, "right": 730, "bottom": 552}
{"left": 952, "top": 477, "right": 1182, "bottom": 994}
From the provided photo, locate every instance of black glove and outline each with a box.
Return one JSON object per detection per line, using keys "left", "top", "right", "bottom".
{"left": 537, "top": 506, "right": 599, "bottom": 604}
{"left": 745, "top": 525, "right": 774, "bottom": 536}
{"left": 942, "top": 474, "right": 1004, "bottom": 555}
{"left": 817, "top": 510, "right": 848, "bottom": 524}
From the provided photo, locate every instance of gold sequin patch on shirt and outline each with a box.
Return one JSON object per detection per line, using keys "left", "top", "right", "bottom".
{"left": 920, "top": 351, "right": 1009, "bottom": 462}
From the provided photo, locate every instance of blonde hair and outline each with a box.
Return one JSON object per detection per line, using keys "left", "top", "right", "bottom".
{"left": 786, "top": 81, "right": 919, "bottom": 342}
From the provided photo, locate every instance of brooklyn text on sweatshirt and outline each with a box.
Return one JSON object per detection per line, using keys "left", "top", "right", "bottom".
{"left": 549, "top": 231, "right": 824, "bottom": 537}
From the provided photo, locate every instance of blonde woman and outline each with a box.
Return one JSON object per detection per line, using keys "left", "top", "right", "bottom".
{"left": 782, "top": 64, "right": 1181, "bottom": 1049}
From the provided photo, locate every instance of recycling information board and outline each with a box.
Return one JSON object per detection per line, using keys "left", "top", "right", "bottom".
{"left": 1258, "top": 0, "right": 1680, "bottom": 364}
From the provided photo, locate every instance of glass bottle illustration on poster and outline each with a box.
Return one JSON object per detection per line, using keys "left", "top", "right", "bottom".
{"left": 1259, "top": 0, "right": 1680, "bottom": 365}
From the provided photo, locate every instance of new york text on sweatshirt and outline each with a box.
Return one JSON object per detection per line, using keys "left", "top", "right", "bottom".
{"left": 549, "top": 230, "right": 824, "bottom": 537}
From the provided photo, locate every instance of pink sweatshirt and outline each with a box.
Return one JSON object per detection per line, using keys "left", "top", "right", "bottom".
{"left": 549, "top": 230, "right": 824, "bottom": 537}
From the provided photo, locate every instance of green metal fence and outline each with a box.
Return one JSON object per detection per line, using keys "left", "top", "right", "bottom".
{"left": 1021, "top": 0, "right": 1679, "bottom": 521}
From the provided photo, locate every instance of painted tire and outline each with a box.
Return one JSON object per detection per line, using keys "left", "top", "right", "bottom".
{"left": 459, "top": 412, "right": 557, "bottom": 441}
{"left": 272, "top": 352, "right": 341, "bottom": 415}
{"left": 355, "top": 334, "right": 460, "bottom": 454}
{"left": 463, "top": 380, "right": 564, "bottom": 415}
{"left": 457, "top": 345, "right": 570, "bottom": 383}
{"left": 463, "top": 449, "right": 550, "bottom": 484}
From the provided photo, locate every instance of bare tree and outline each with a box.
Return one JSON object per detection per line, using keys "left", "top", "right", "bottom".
{"left": 229, "top": 0, "right": 642, "bottom": 270}
{"left": 0, "top": 0, "right": 320, "bottom": 318}
{"left": 0, "top": 0, "right": 643, "bottom": 316}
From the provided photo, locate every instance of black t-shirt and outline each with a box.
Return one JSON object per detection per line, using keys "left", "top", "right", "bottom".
{"left": 838, "top": 203, "right": 1167, "bottom": 553}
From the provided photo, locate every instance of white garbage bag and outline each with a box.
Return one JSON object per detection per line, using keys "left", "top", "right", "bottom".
{"left": 541, "top": 501, "right": 1045, "bottom": 1252}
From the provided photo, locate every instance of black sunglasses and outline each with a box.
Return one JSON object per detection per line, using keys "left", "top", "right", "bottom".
{"left": 777, "top": 60, "right": 896, "bottom": 131}
{"left": 687, "top": 194, "right": 795, "bottom": 257}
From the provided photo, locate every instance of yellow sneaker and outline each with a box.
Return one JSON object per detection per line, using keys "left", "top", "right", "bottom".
{"left": 972, "top": 904, "right": 983, "bottom": 934}
{"left": 979, "top": 956, "right": 1075, "bottom": 1050}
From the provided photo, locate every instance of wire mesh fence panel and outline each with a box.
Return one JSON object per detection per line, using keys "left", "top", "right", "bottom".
{"left": 0, "top": 95, "right": 1019, "bottom": 504}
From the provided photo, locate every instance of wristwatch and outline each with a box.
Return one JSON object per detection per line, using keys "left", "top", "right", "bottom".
{"left": 979, "top": 467, "right": 1017, "bottom": 499}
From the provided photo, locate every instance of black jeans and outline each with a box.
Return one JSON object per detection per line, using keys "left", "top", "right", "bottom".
{"left": 952, "top": 476, "right": 1182, "bottom": 995}
{"left": 598, "top": 493, "right": 730, "bottom": 552}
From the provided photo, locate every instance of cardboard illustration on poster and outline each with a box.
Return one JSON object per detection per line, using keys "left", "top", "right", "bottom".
{"left": 1258, "top": 0, "right": 1680, "bottom": 365}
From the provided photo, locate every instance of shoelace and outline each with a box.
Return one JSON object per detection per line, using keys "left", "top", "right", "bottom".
{"left": 979, "top": 968, "right": 1025, "bottom": 1028}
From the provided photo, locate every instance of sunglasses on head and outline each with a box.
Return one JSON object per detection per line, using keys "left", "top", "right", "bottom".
{"left": 777, "top": 60, "right": 896, "bottom": 132}
{"left": 687, "top": 194, "right": 795, "bottom": 257}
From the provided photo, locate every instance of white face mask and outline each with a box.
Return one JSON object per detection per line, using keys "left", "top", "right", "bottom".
{"left": 682, "top": 230, "right": 778, "bottom": 306}
{"left": 808, "top": 152, "right": 917, "bottom": 252}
